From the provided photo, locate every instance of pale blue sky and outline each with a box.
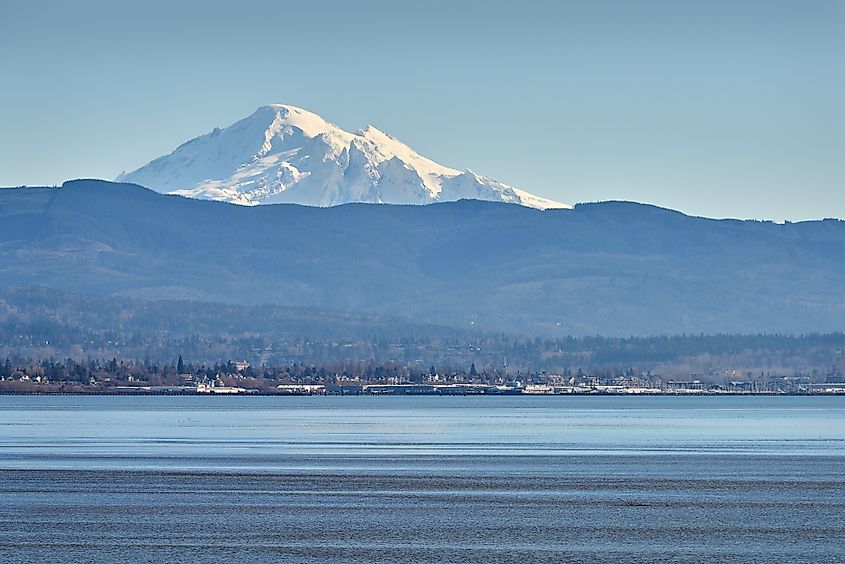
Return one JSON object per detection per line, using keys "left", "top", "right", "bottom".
{"left": 1, "top": 0, "right": 842, "bottom": 220}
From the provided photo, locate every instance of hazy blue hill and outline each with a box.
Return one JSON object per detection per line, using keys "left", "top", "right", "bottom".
{"left": 1, "top": 179, "right": 843, "bottom": 336}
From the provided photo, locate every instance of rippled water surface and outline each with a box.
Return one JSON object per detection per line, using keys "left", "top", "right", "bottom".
{"left": 0, "top": 395, "right": 843, "bottom": 562}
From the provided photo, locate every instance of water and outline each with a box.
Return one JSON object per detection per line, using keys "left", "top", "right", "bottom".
{"left": 0, "top": 395, "right": 843, "bottom": 562}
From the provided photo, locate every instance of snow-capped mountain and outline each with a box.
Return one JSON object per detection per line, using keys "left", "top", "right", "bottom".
{"left": 117, "top": 104, "right": 569, "bottom": 209}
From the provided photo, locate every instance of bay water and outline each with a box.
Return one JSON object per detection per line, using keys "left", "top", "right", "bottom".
{"left": 0, "top": 395, "right": 842, "bottom": 562}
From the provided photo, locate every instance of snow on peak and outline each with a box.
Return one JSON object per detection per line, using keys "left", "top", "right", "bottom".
{"left": 117, "top": 104, "right": 570, "bottom": 210}
{"left": 260, "top": 104, "right": 349, "bottom": 140}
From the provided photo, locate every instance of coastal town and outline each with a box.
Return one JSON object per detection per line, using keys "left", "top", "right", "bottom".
{"left": 2, "top": 357, "right": 843, "bottom": 395}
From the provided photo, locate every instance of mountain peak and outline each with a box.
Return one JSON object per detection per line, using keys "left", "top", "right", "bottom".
{"left": 250, "top": 104, "right": 350, "bottom": 142}
{"left": 117, "top": 104, "right": 570, "bottom": 210}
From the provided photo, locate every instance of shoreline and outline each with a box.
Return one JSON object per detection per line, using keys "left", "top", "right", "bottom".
{"left": 1, "top": 390, "right": 843, "bottom": 397}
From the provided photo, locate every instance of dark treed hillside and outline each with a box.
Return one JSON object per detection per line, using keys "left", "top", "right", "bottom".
{"left": 1, "top": 180, "right": 844, "bottom": 336}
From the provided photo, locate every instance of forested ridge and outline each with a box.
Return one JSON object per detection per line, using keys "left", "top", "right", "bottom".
{"left": 2, "top": 287, "right": 842, "bottom": 379}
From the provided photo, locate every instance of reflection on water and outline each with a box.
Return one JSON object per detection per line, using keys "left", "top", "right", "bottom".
{"left": 0, "top": 396, "right": 843, "bottom": 562}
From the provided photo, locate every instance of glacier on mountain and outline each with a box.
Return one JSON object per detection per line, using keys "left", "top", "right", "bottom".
{"left": 117, "top": 104, "right": 569, "bottom": 209}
